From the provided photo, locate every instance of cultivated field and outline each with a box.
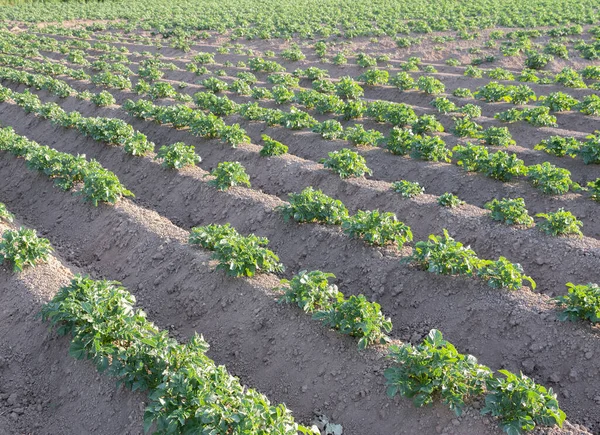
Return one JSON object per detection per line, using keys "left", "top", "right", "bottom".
{"left": 0, "top": 1, "right": 599, "bottom": 434}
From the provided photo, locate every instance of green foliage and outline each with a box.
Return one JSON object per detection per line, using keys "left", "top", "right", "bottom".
{"left": 509, "top": 85, "right": 536, "bottom": 105}
{"left": 589, "top": 178, "right": 600, "bottom": 201}
{"left": 539, "top": 92, "right": 579, "bottom": 112}
{"left": 278, "top": 187, "right": 349, "bottom": 225}
{"left": 578, "top": 133, "right": 600, "bottom": 164}
{"left": 480, "top": 151, "right": 527, "bottom": 182}
{"left": 272, "top": 84, "right": 295, "bottom": 104}
{"left": 189, "top": 223, "right": 239, "bottom": 250}
{"left": 260, "top": 135, "right": 288, "bottom": 157}
{"left": 384, "top": 127, "right": 416, "bottom": 155}
{"left": 91, "top": 90, "right": 116, "bottom": 107}
{"left": 313, "top": 295, "right": 392, "bottom": 349}
{"left": 335, "top": 76, "right": 364, "bottom": 100}
{"left": 0, "top": 203, "right": 14, "bottom": 223}
{"left": 453, "top": 143, "right": 489, "bottom": 172}
{"left": 459, "top": 103, "right": 482, "bottom": 119}
{"left": 554, "top": 67, "right": 586, "bottom": 88}
{"left": 385, "top": 329, "right": 492, "bottom": 416}
{"left": 321, "top": 149, "right": 372, "bottom": 178}
{"left": 416, "top": 76, "right": 445, "bottom": 94}
{"left": 453, "top": 117, "right": 483, "bottom": 138}
{"left": 482, "top": 370, "right": 566, "bottom": 434}
{"left": 487, "top": 67, "right": 514, "bottom": 81}
{"left": 155, "top": 142, "right": 201, "bottom": 169}
{"left": 430, "top": 97, "right": 457, "bottom": 114}
{"left": 464, "top": 65, "right": 483, "bottom": 78}
{"left": 411, "top": 115, "right": 444, "bottom": 134}
{"left": 411, "top": 135, "right": 451, "bottom": 162}
{"left": 407, "top": 229, "right": 480, "bottom": 276}
{"left": 356, "top": 52, "right": 377, "bottom": 68}
{"left": 358, "top": 69, "right": 389, "bottom": 85}
{"left": 82, "top": 168, "right": 134, "bottom": 206}
{"left": 577, "top": 94, "right": 600, "bottom": 116}
{"left": 453, "top": 88, "right": 473, "bottom": 98}
{"left": 438, "top": 192, "right": 464, "bottom": 208}
{"left": 391, "top": 180, "right": 424, "bottom": 198}
{"left": 475, "top": 81, "right": 511, "bottom": 102}
{"left": 527, "top": 163, "right": 579, "bottom": 194}
{"left": 534, "top": 136, "right": 580, "bottom": 157}
{"left": 536, "top": 208, "right": 583, "bottom": 236}
{"left": 477, "top": 257, "right": 536, "bottom": 290}
{"left": 482, "top": 127, "right": 515, "bottom": 147}
{"left": 0, "top": 227, "right": 53, "bottom": 272}
{"left": 345, "top": 124, "right": 384, "bottom": 146}
{"left": 207, "top": 161, "right": 251, "bottom": 190}
{"left": 390, "top": 72, "right": 415, "bottom": 90}
{"left": 40, "top": 275, "right": 303, "bottom": 433}
{"left": 524, "top": 51, "right": 553, "bottom": 69}
{"left": 554, "top": 282, "right": 600, "bottom": 323}
{"left": 484, "top": 198, "right": 534, "bottom": 226}
{"left": 278, "top": 270, "right": 341, "bottom": 312}
{"left": 190, "top": 224, "right": 283, "bottom": 277}
{"left": 0, "top": 127, "right": 132, "bottom": 206}
{"left": 312, "top": 120, "right": 345, "bottom": 140}
{"left": 342, "top": 210, "right": 412, "bottom": 247}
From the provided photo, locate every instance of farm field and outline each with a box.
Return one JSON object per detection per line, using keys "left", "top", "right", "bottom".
{"left": 1, "top": 1, "right": 600, "bottom": 434}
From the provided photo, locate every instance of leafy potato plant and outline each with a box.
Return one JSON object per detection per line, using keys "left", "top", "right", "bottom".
{"left": 554, "top": 282, "right": 600, "bottom": 323}
{"left": 277, "top": 270, "right": 342, "bottom": 312}
{"left": 407, "top": 229, "right": 481, "bottom": 276}
{"left": 313, "top": 295, "right": 392, "bottom": 349}
{"left": 321, "top": 149, "right": 372, "bottom": 178}
{"left": 385, "top": 329, "right": 493, "bottom": 416}
{"left": 484, "top": 198, "right": 534, "bottom": 226}
{"left": 0, "top": 227, "right": 53, "bottom": 272}
{"left": 536, "top": 208, "right": 583, "bottom": 236}
{"left": 482, "top": 371, "right": 566, "bottom": 434}
{"left": 391, "top": 180, "right": 424, "bottom": 198}
{"left": 155, "top": 142, "right": 201, "bottom": 169}
{"left": 207, "top": 161, "right": 251, "bottom": 190}
{"left": 0, "top": 203, "right": 14, "bottom": 223}
{"left": 278, "top": 187, "right": 349, "bottom": 225}
{"left": 342, "top": 210, "right": 412, "bottom": 248}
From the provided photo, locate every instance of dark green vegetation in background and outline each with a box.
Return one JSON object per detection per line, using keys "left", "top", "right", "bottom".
{"left": 2, "top": 0, "right": 600, "bottom": 36}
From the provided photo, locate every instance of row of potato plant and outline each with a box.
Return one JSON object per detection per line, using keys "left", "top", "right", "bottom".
{"left": 41, "top": 275, "right": 315, "bottom": 434}
{"left": 0, "top": 126, "right": 132, "bottom": 206}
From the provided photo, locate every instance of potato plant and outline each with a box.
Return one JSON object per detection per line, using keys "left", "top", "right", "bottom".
{"left": 0, "top": 203, "right": 14, "bottom": 223}
{"left": 407, "top": 229, "right": 481, "bottom": 276}
{"left": 391, "top": 180, "right": 424, "bottom": 198}
{"left": 534, "top": 136, "right": 580, "bottom": 157}
{"left": 385, "top": 329, "right": 492, "bottom": 416}
{"left": 482, "top": 371, "right": 566, "bottom": 434}
{"left": 477, "top": 257, "right": 536, "bottom": 290}
{"left": 313, "top": 295, "right": 392, "bottom": 349}
{"left": 482, "top": 127, "right": 515, "bottom": 147}
{"left": 438, "top": 193, "right": 464, "bottom": 208}
{"left": 260, "top": 134, "right": 288, "bottom": 157}
{"left": 484, "top": 198, "right": 534, "bottom": 226}
{"left": 277, "top": 270, "right": 342, "bottom": 312}
{"left": 527, "top": 163, "right": 580, "bottom": 195}
{"left": 536, "top": 208, "right": 583, "bottom": 236}
{"left": 554, "top": 282, "right": 600, "bottom": 323}
{"left": 278, "top": 187, "right": 349, "bottom": 225}
{"left": 155, "top": 142, "right": 201, "bottom": 169}
{"left": 207, "top": 161, "right": 251, "bottom": 190}
{"left": 342, "top": 210, "right": 412, "bottom": 247}
{"left": 0, "top": 227, "right": 53, "bottom": 272}
{"left": 321, "top": 149, "right": 372, "bottom": 178}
